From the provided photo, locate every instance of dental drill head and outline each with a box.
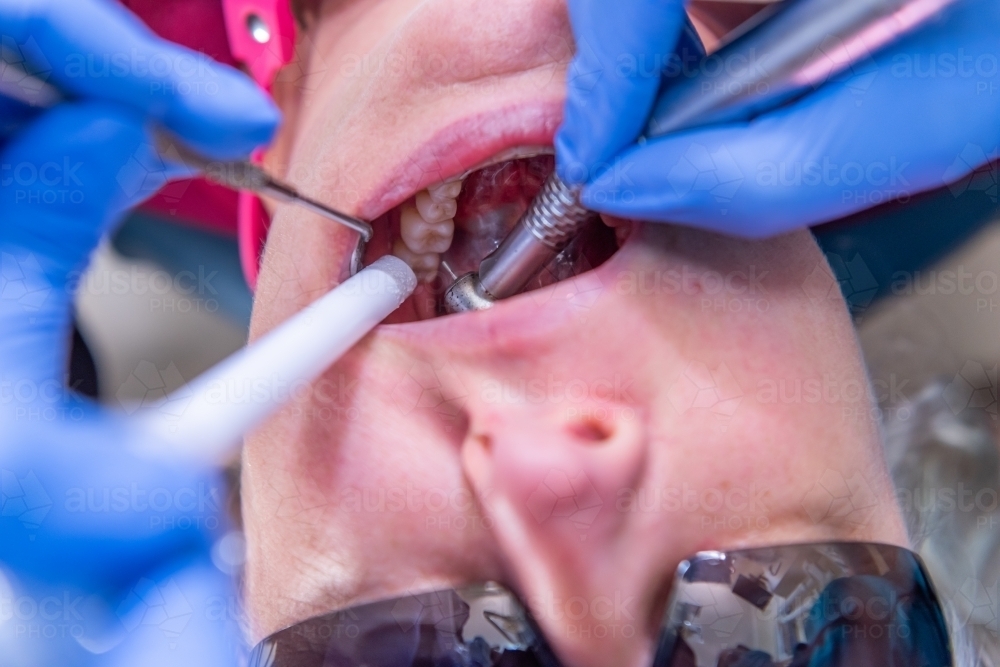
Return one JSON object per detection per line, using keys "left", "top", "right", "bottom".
{"left": 442, "top": 176, "right": 593, "bottom": 313}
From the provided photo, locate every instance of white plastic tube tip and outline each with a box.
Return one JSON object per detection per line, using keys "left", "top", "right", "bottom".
{"left": 132, "top": 255, "right": 417, "bottom": 463}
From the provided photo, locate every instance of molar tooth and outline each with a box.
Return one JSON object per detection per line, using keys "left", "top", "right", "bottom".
{"left": 392, "top": 238, "right": 439, "bottom": 283}
{"left": 400, "top": 202, "right": 454, "bottom": 254}
{"left": 428, "top": 180, "right": 462, "bottom": 201}
{"left": 415, "top": 190, "right": 457, "bottom": 222}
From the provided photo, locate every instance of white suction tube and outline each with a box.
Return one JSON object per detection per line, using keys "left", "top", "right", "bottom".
{"left": 131, "top": 255, "right": 417, "bottom": 464}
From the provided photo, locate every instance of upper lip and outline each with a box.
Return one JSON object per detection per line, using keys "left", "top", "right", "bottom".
{"left": 357, "top": 99, "right": 564, "bottom": 221}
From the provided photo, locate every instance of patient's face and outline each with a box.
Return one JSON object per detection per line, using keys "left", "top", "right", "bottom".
{"left": 242, "top": 2, "right": 908, "bottom": 666}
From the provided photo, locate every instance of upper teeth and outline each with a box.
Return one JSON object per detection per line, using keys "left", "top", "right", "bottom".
{"left": 391, "top": 146, "right": 552, "bottom": 283}
{"left": 428, "top": 180, "right": 462, "bottom": 201}
{"left": 401, "top": 196, "right": 454, "bottom": 254}
{"left": 393, "top": 178, "right": 461, "bottom": 282}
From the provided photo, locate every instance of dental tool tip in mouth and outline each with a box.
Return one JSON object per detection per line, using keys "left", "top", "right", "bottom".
{"left": 442, "top": 272, "right": 498, "bottom": 312}
{"left": 443, "top": 173, "right": 592, "bottom": 314}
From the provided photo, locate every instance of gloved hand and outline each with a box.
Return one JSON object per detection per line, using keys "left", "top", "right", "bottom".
{"left": 0, "top": 0, "right": 277, "bottom": 663}
{"left": 556, "top": 0, "right": 1000, "bottom": 237}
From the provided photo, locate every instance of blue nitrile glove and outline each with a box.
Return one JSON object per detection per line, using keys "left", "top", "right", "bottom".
{"left": 0, "top": 0, "right": 278, "bottom": 663}
{"left": 557, "top": 0, "right": 1000, "bottom": 237}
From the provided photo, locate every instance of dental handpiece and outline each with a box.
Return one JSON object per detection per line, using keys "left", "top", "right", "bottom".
{"left": 0, "top": 53, "right": 374, "bottom": 245}
{"left": 443, "top": 0, "right": 962, "bottom": 314}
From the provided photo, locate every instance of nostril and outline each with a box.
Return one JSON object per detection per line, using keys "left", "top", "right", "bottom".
{"left": 567, "top": 418, "right": 613, "bottom": 443}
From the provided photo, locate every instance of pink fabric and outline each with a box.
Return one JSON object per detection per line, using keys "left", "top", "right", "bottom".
{"left": 221, "top": 0, "right": 295, "bottom": 89}
{"left": 220, "top": 0, "right": 296, "bottom": 290}
{"left": 122, "top": 0, "right": 242, "bottom": 235}
{"left": 121, "top": 0, "right": 239, "bottom": 67}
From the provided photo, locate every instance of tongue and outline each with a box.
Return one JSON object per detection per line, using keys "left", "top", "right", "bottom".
{"left": 442, "top": 154, "right": 555, "bottom": 280}
{"left": 436, "top": 154, "right": 618, "bottom": 314}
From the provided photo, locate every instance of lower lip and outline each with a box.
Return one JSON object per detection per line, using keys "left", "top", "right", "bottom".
{"left": 378, "top": 231, "right": 634, "bottom": 347}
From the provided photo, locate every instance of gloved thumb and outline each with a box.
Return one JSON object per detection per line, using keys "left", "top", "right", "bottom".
{"left": 556, "top": 0, "right": 695, "bottom": 185}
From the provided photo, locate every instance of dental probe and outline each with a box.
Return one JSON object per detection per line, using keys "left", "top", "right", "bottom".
{"left": 0, "top": 55, "right": 374, "bottom": 245}
{"left": 158, "top": 136, "right": 375, "bottom": 243}
{"left": 131, "top": 255, "right": 416, "bottom": 464}
{"left": 443, "top": 0, "right": 962, "bottom": 313}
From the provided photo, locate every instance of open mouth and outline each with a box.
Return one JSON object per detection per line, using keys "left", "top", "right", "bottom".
{"left": 364, "top": 147, "right": 620, "bottom": 322}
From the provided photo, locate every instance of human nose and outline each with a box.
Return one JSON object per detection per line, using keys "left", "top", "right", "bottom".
{"left": 460, "top": 399, "right": 654, "bottom": 667}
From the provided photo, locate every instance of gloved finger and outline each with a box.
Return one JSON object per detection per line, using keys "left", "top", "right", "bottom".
{"left": 0, "top": 95, "right": 39, "bottom": 138}
{"left": 0, "top": 100, "right": 185, "bottom": 385}
{"left": 555, "top": 0, "right": 694, "bottom": 184}
{"left": 0, "top": 0, "right": 279, "bottom": 160}
{"left": 0, "top": 415, "right": 225, "bottom": 592}
{"left": 581, "top": 0, "right": 1000, "bottom": 237}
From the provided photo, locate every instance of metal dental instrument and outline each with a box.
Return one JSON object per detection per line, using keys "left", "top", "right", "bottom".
{"left": 443, "top": 0, "right": 963, "bottom": 314}
{"left": 158, "top": 138, "right": 374, "bottom": 243}
{"left": 0, "top": 53, "right": 374, "bottom": 247}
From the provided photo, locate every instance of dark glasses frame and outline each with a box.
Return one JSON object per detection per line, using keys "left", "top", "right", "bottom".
{"left": 250, "top": 542, "right": 952, "bottom": 667}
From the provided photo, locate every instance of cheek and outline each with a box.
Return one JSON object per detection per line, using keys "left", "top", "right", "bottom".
{"left": 249, "top": 201, "right": 359, "bottom": 341}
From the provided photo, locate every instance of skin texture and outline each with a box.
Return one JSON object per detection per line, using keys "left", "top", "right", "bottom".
{"left": 242, "top": 3, "right": 909, "bottom": 667}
